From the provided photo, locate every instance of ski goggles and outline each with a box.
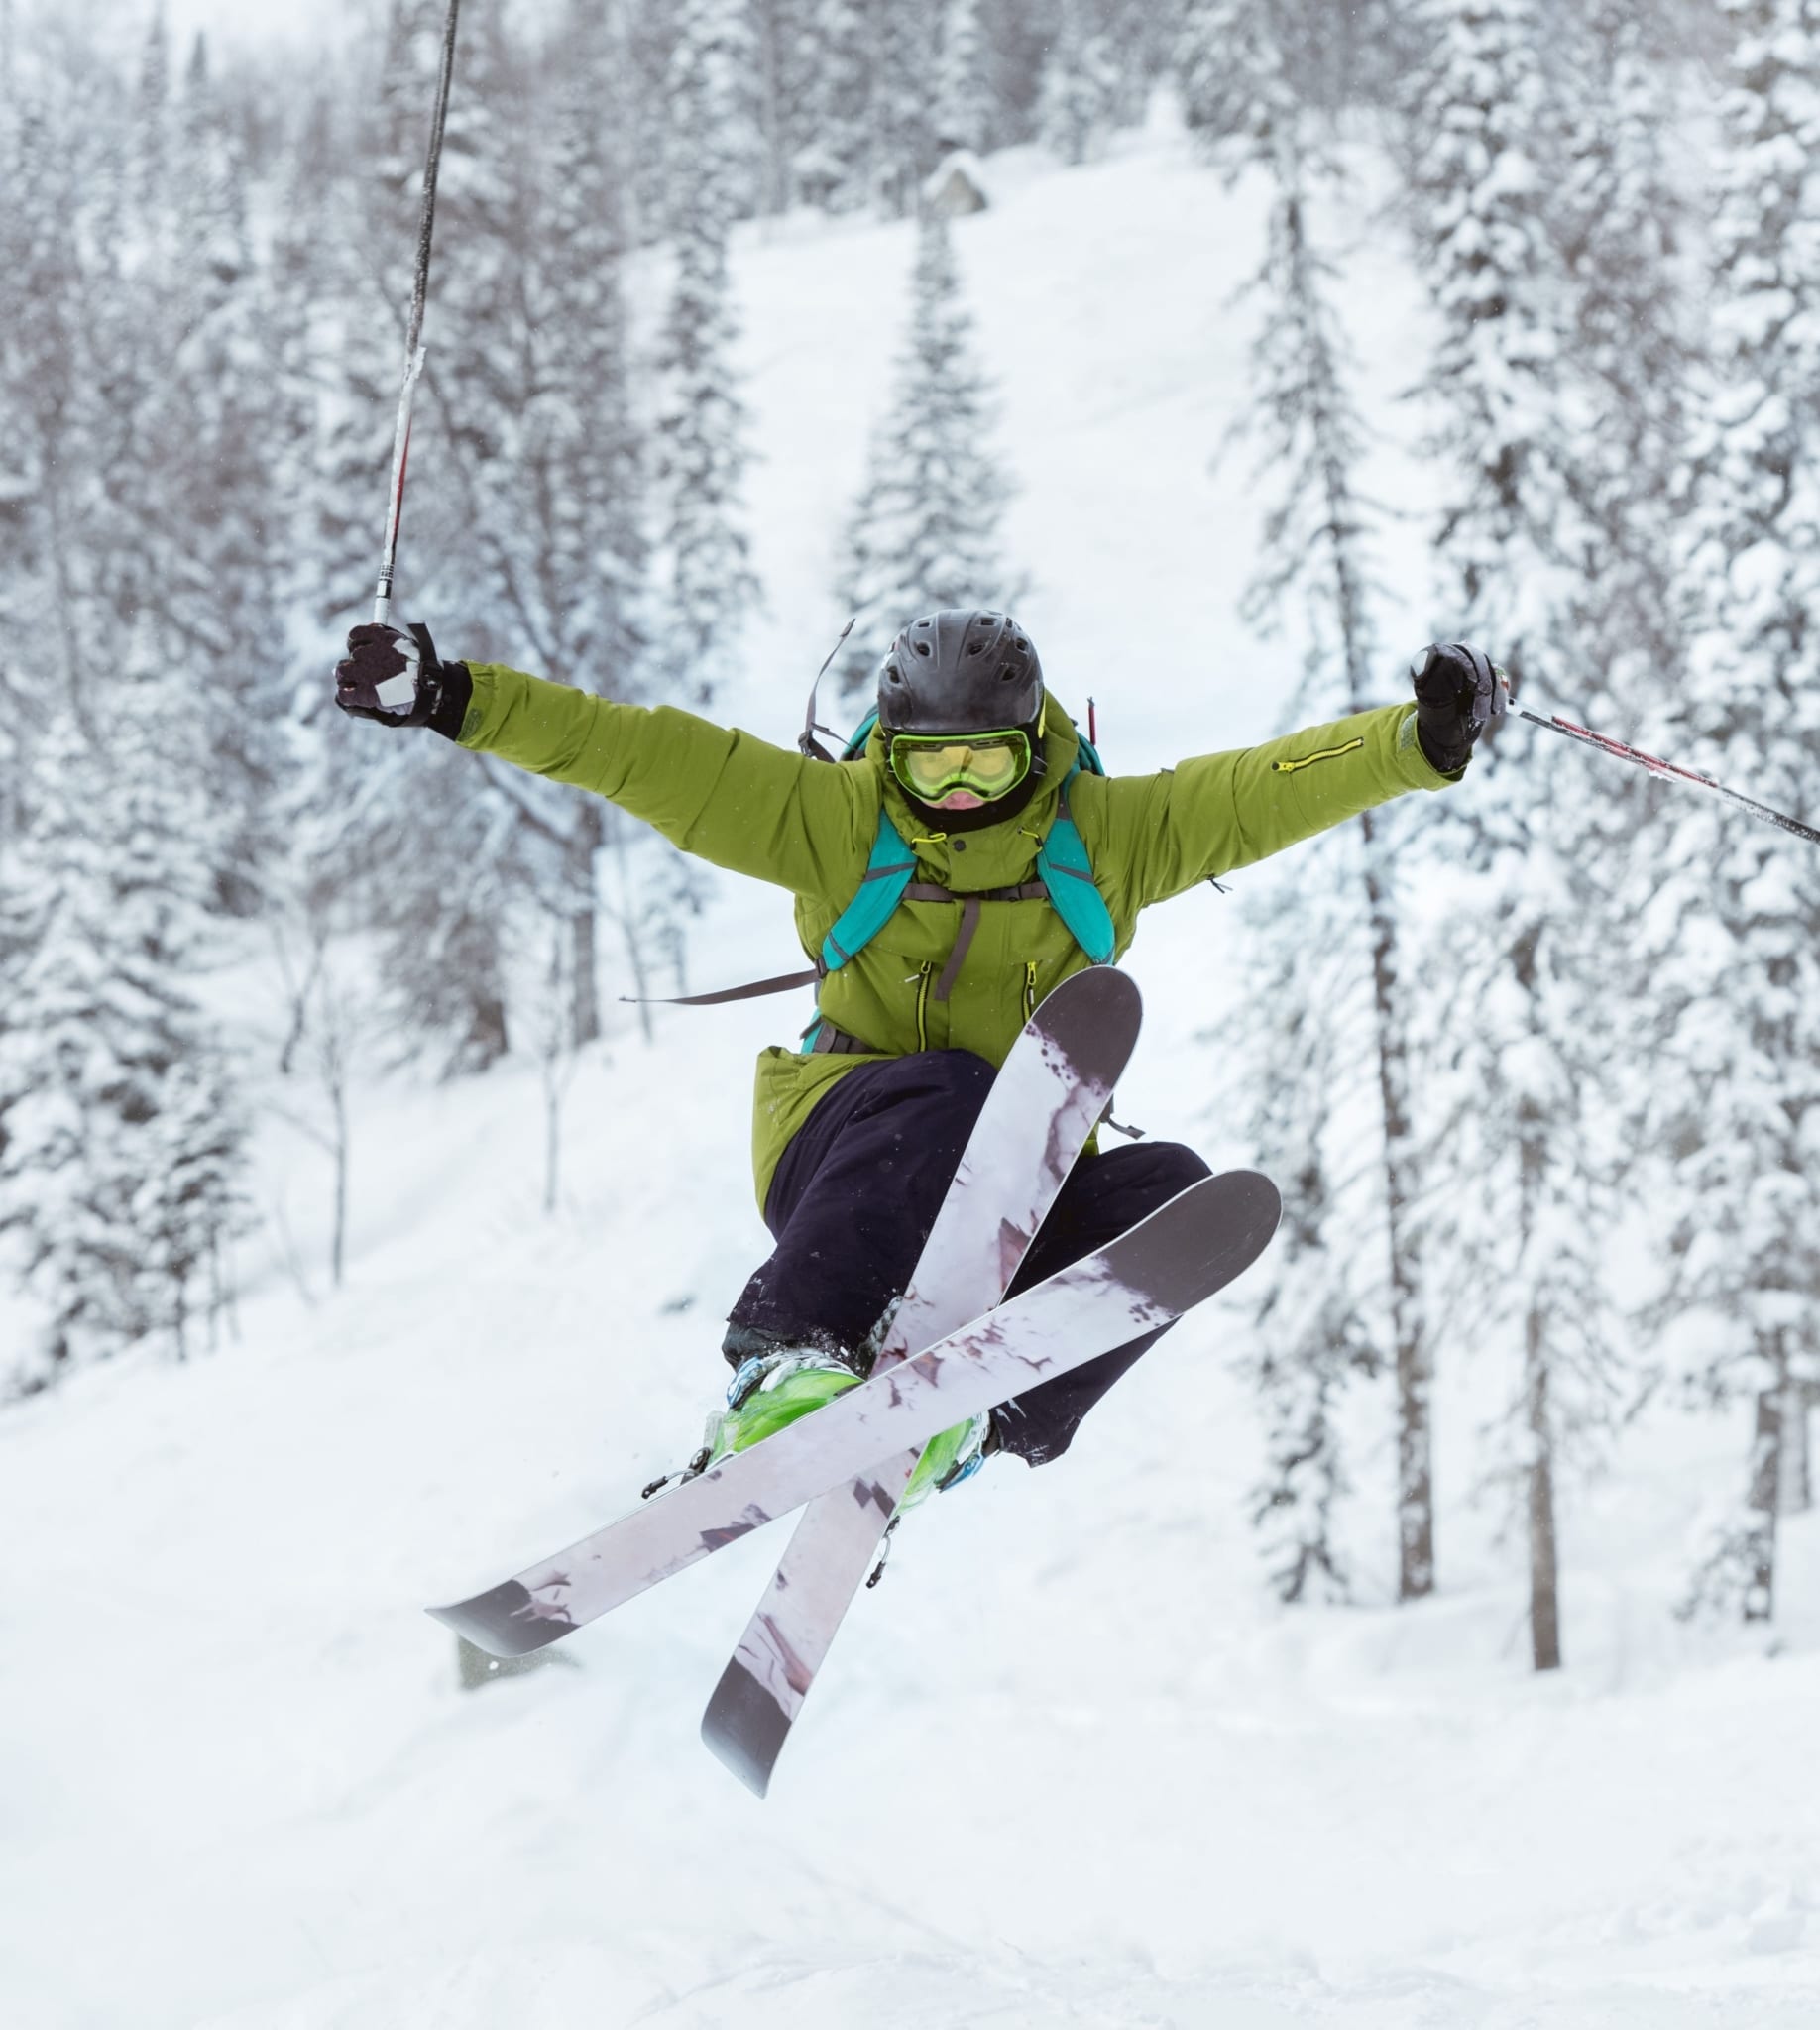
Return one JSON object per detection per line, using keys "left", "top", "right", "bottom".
{"left": 888, "top": 728, "right": 1034, "bottom": 802}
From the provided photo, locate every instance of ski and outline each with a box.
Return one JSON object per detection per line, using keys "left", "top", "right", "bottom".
{"left": 426, "top": 1171, "right": 1281, "bottom": 1660}
{"left": 701, "top": 968, "right": 1142, "bottom": 1794}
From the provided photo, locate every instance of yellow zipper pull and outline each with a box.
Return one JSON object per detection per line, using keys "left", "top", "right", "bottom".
{"left": 1271, "top": 734, "right": 1366, "bottom": 776}
{"left": 1024, "top": 959, "right": 1039, "bottom": 1020}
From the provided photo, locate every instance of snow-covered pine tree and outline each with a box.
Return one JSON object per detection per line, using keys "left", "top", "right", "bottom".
{"left": 935, "top": 0, "right": 992, "bottom": 159}
{"left": 307, "top": 0, "right": 518, "bottom": 1075}
{"left": 0, "top": 693, "right": 248, "bottom": 1394}
{"left": 795, "top": 0, "right": 943, "bottom": 215}
{"left": 750, "top": 0, "right": 821, "bottom": 217}
{"left": 159, "top": 35, "right": 293, "bottom": 912}
{"left": 0, "top": 12, "right": 79, "bottom": 748}
{"left": 1038, "top": 0, "right": 1118, "bottom": 166}
{"left": 653, "top": 0, "right": 761, "bottom": 707}
{"left": 405, "top": 0, "right": 662, "bottom": 1051}
{"left": 1177, "top": 0, "right": 1279, "bottom": 145}
{"left": 1088, "top": 0, "right": 1172, "bottom": 133}
{"left": 1398, "top": 0, "right": 1684, "bottom": 1669}
{"left": 796, "top": 0, "right": 874, "bottom": 211}
{"left": 1199, "top": 0, "right": 1430, "bottom": 1604}
{"left": 873, "top": 0, "right": 945, "bottom": 214}
{"left": 833, "top": 207, "right": 1020, "bottom": 699}
{"left": 1667, "top": 0, "right": 1820, "bottom": 1625}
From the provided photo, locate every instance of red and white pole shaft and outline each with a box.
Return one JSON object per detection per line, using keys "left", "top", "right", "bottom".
{"left": 1518, "top": 708, "right": 1820, "bottom": 847}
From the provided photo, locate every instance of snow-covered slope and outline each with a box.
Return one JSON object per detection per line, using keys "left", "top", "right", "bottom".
{"left": 6, "top": 116, "right": 1820, "bottom": 2030}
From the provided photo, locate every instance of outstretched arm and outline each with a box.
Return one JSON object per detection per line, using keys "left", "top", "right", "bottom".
{"left": 1089, "top": 646, "right": 1501, "bottom": 911}
{"left": 336, "top": 626, "right": 867, "bottom": 895}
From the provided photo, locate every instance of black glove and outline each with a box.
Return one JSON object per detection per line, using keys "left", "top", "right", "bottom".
{"left": 334, "top": 621, "right": 470, "bottom": 739}
{"left": 1410, "top": 641, "right": 1507, "bottom": 775}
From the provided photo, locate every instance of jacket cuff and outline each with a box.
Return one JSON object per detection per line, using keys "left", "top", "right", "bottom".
{"left": 425, "top": 660, "right": 474, "bottom": 742}
{"left": 1397, "top": 706, "right": 1468, "bottom": 787}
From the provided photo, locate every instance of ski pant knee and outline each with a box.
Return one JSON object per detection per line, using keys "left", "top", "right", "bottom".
{"left": 991, "top": 1137, "right": 1213, "bottom": 1468}
{"left": 725, "top": 1050, "right": 999, "bottom": 1362}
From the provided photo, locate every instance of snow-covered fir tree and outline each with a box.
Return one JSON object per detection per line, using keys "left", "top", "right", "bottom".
{"left": 1199, "top": 0, "right": 1434, "bottom": 1605}
{"left": 873, "top": 0, "right": 945, "bottom": 214}
{"left": 1038, "top": 0, "right": 1118, "bottom": 166}
{"left": 935, "top": 0, "right": 992, "bottom": 158}
{"left": 1397, "top": 0, "right": 1681, "bottom": 1667}
{"left": 653, "top": 0, "right": 761, "bottom": 708}
{"left": 308, "top": 0, "right": 521, "bottom": 1074}
{"left": 750, "top": 0, "right": 821, "bottom": 217}
{"left": 0, "top": 696, "right": 247, "bottom": 1394}
{"left": 1666, "top": 0, "right": 1820, "bottom": 1625}
{"left": 424, "top": 0, "right": 664, "bottom": 1047}
{"left": 795, "top": 0, "right": 945, "bottom": 215}
{"left": 833, "top": 208, "right": 1020, "bottom": 700}
{"left": 1177, "top": 0, "right": 1284, "bottom": 147}
{"left": 162, "top": 35, "right": 293, "bottom": 910}
{"left": 796, "top": 0, "right": 875, "bottom": 210}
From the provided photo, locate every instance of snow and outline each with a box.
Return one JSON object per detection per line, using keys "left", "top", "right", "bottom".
{"left": 8, "top": 118, "right": 1820, "bottom": 2030}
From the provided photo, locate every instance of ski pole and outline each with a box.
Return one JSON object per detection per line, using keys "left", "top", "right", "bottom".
{"left": 373, "top": 0, "right": 463, "bottom": 630}
{"left": 1519, "top": 708, "right": 1820, "bottom": 847}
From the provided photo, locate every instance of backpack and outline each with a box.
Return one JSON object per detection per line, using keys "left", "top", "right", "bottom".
{"left": 646, "top": 709, "right": 1116, "bottom": 1027}
{"left": 811, "top": 707, "right": 1115, "bottom": 980}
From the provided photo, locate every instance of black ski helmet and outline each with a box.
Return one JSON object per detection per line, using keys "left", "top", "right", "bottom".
{"left": 876, "top": 609, "right": 1044, "bottom": 734}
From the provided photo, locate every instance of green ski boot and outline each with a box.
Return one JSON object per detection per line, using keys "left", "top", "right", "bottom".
{"left": 894, "top": 1408, "right": 994, "bottom": 1512}
{"left": 655, "top": 1328, "right": 995, "bottom": 1513}
{"left": 701, "top": 1345, "right": 866, "bottom": 1464}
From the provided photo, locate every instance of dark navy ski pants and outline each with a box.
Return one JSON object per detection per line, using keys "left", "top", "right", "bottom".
{"left": 726, "top": 1049, "right": 1210, "bottom": 1467}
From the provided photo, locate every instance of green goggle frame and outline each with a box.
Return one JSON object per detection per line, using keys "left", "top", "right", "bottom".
{"left": 888, "top": 726, "right": 1034, "bottom": 802}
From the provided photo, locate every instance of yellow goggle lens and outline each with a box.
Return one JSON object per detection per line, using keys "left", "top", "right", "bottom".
{"left": 892, "top": 734, "right": 1029, "bottom": 798}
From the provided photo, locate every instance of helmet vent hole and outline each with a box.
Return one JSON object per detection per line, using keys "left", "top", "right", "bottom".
{"left": 914, "top": 641, "right": 931, "bottom": 656}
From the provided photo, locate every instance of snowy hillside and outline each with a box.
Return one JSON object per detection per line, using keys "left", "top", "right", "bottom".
{"left": 6, "top": 117, "right": 1820, "bottom": 2030}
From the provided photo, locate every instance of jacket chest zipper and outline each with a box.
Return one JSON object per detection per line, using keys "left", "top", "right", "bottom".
{"left": 1023, "top": 959, "right": 1039, "bottom": 1022}
{"left": 915, "top": 962, "right": 934, "bottom": 1051}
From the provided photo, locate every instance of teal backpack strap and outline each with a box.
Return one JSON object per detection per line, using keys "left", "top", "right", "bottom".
{"left": 1036, "top": 766, "right": 1116, "bottom": 964}
{"left": 821, "top": 811, "right": 917, "bottom": 972}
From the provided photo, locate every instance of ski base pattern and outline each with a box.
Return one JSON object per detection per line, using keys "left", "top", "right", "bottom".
{"left": 426, "top": 1171, "right": 1280, "bottom": 1660}
{"left": 701, "top": 1169, "right": 1281, "bottom": 1794}
{"left": 702, "top": 968, "right": 1143, "bottom": 1794}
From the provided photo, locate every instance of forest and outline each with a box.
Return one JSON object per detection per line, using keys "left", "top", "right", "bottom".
{"left": 2, "top": 0, "right": 1817, "bottom": 1683}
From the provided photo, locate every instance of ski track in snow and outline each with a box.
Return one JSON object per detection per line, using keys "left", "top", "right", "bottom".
{"left": 6, "top": 114, "right": 1820, "bottom": 2030}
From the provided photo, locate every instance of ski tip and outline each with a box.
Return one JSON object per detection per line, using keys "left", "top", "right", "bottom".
{"left": 701, "top": 1660, "right": 788, "bottom": 1799}
{"left": 425, "top": 1578, "right": 573, "bottom": 1660}
{"left": 1134, "top": 1170, "right": 1281, "bottom": 1316}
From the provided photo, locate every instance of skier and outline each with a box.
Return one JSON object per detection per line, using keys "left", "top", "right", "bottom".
{"left": 336, "top": 611, "right": 1499, "bottom": 1507}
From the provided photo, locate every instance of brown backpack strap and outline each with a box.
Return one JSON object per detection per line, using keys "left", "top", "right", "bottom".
{"left": 621, "top": 964, "right": 819, "bottom": 1009}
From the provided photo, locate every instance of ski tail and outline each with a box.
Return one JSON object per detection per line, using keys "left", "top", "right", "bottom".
{"left": 426, "top": 1172, "right": 1279, "bottom": 1666}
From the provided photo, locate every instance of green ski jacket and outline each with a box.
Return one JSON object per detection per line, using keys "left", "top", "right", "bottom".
{"left": 453, "top": 664, "right": 1463, "bottom": 1208}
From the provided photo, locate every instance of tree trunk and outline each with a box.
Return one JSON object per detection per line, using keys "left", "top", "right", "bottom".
{"left": 1777, "top": 1368, "right": 1810, "bottom": 1516}
{"left": 1526, "top": 1297, "right": 1562, "bottom": 1671}
{"left": 569, "top": 802, "right": 603, "bottom": 1049}
{"left": 1364, "top": 811, "right": 1432, "bottom": 1601}
{"left": 329, "top": 1077, "right": 349, "bottom": 1291}
{"left": 1745, "top": 1342, "right": 1784, "bottom": 1623}
{"left": 543, "top": 1061, "right": 562, "bottom": 1218}
{"left": 609, "top": 810, "right": 655, "bottom": 1045}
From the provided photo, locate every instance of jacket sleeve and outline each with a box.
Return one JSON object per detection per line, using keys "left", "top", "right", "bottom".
{"left": 1099, "top": 702, "right": 1461, "bottom": 911}
{"left": 453, "top": 661, "right": 866, "bottom": 895}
